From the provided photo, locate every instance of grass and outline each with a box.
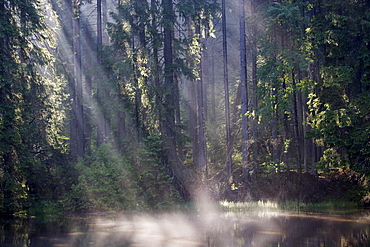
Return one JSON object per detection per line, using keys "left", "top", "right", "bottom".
{"left": 280, "top": 200, "right": 360, "bottom": 213}
{"left": 219, "top": 200, "right": 278, "bottom": 211}
{"left": 219, "top": 199, "right": 360, "bottom": 214}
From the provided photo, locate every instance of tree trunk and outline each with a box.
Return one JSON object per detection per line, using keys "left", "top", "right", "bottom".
{"left": 271, "top": 85, "right": 278, "bottom": 167}
{"left": 196, "top": 22, "right": 207, "bottom": 171}
{"left": 292, "top": 71, "right": 302, "bottom": 173}
{"left": 96, "top": 0, "right": 105, "bottom": 146}
{"left": 75, "top": 0, "right": 84, "bottom": 158}
{"left": 70, "top": 0, "right": 84, "bottom": 159}
{"left": 162, "top": 0, "right": 177, "bottom": 165}
{"left": 132, "top": 36, "right": 142, "bottom": 140}
{"left": 240, "top": 0, "right": 249, "bottom": 178}
{"left": 250, "top": 0, "right": 258, "bottom": 173}
{"left": 188, "top": 79, "right": 199, "bottom": 167}
{"left": 117, "top": 102, "right": 126, "bottom": 144}
{"left": 151, "top": 0, "right": 161, "bottom": 136}
{"left": 83, "top": 20, "right": 93, "bottom": 155}
{"left": 311, "top": 139, "right": 317, "bottom": 174}
{"left": 102, "top": 0, "right": 109, "bottom": 44}
{"left": 174, "top": 76, "right": 184, "bottom": 161}
{"left": 209, "top": 44, "right": 216, "bottom": 122}
{"left": 222, "top": 0, "right": 232, "bottom": 177}
{"left": 202, "top": 48, "right": 209, "bottom": 123}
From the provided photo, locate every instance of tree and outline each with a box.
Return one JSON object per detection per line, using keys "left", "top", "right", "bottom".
{"left": 255, "top": 0, "right": 312, "bottom": 173}
{"left": 240, "top": 0, "right": 249, "bottom": 177}
{"left": 222, "top": 0, "right": 233, "bottom": 177}
{"left": 307, "top": 0, "right": 370, "bottom": 171}
{"left": 250, "top": 0, "right": 259, "bottom": 173}
{"left": 96, "top": 0, "right": 106, "bottom": 146}
{"left": 0, "top": 0, "right": 67, "bottom": 213}
{"left": 195, "top": 21, "right": 207, "bottom": 171}
{"left": 176, "top": 0, "right": 219, "bottom": 176}
{"left": 71, "top": 0, "right": 84, "bottom": 159}
{"left": 161, "top": 0, "right": 177, "bottom": 166}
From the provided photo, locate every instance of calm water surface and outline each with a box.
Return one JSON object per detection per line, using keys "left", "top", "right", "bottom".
{"left": 1, "top": 209, "right": 370, "bottom": 246}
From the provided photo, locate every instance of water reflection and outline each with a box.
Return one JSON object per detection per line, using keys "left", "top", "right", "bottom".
{"left": 217, "top": 211, "right": 370, "bottom": 246}
{"left": 1, "top": 210, "right": 369, "bottom": 246}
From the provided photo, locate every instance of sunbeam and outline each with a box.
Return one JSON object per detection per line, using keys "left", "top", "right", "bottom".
{"left": 1, "top": 0, "right": 370, "bottom": 246}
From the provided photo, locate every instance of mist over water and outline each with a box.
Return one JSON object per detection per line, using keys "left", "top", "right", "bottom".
{"left": 1, "top": 200, "right": 370, "bottom": 247}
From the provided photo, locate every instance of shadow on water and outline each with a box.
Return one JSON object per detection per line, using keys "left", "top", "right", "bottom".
{"left": 1, "top": 209, "right": 370, "bottom": 246}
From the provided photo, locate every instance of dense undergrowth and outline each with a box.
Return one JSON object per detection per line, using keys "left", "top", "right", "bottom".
{"left": 224, "top": 169, "right": 370, "bottom": 208}
{"left": 25, "top": 168, "right": 369, "bottom": 217}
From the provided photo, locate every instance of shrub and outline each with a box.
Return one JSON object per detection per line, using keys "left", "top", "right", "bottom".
{"left": 69, "top": 144, "right": 139, "bottom": 212}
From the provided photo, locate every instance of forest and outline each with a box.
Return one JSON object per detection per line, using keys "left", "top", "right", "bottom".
{"left": 1, "top": 0, "right": 370, "bottom": 215}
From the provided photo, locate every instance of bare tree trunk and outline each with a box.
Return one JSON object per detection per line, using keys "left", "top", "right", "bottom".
{"left": 250, "top": 0, "right": 258, "bottom": 173}
{"left": 151, "top": 0, "right": 161, "bottom": 136}
{"left": 188, "top": 79, "right": 199, "bottom": 167}
{"left": 311, "top": 139, "right": 317, "bottom": 174}
{"left": 240, "top": 0, "right": 249, "bottom": 178}
{"left": 222, "top": 0, "right": 232, "bottom": 177}
{"left": 195, "top": 22, "right": 207, "bottom": 171}
{"left": 282, "top": 78, "right": 290, "bottom": 172}
{"left": 292, "top": 71, "right": 302, "bottom": 173}
{"left": 96, "top": 0, "right": 105, "bottom": 146}
{"left": 174, "top": 76, "right": 184, "bottom": 161}
{"left": 302, "top": 91, "right": 309, "bottom": 173}
{"left": 297, "top": 70, "right": 305, "bottom": 172}
{"left": 271, "top": 85, "right": 279, "bottom": 167}
{"left": 162, "top": 0, "right": 177, "bottom": 165}
{"left": 183, "top": 20, "right": 199, "bottom": 168}
{"left": 102, "top": 0, "right": 109, "bottom": 44}
{"left": 133, "top": 42, "right": 142, "bottom": 140}
{"left": 75, "top": 0, "right": 84, "bottom": 158}
{"left": 68, "top": 0, "right": 77, "bottom": 159}
{"left": 117, "top": 107, "right": 126, "bottom": 142}
{"left": 283, "top": 110, "right": 290, "bottom": 172}
{"left": 202, "top": 48, "right": 209, "bottom": 123}
{"left": 83, "top": 20, "right": 94, "bottom": 155}
{"left": 210, "top": 44, "right": 216, "bottom": 122}
{"left": 70, "top": 0, "right": 84, "bottom": 158}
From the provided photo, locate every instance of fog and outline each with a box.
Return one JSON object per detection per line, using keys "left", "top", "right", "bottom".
{"left": 15, "top": 200, "right": 368, "bottom": 247}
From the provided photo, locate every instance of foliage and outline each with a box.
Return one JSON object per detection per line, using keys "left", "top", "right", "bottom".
{"left": 131, "top": 134, "right": 182, "bottom": 208}
{"left": 0, "top": 0, "right": 68, "bottom": 214}
{"left": 324, "top": 169, "right": 369, "bottom": 203}
{"left": 307, "top": 0, "right": 370, "bottom": 171}
{"left": 68, "top": 144, "right": 139, "bottom": 212}
{"left": 2, "top": 0, "right": 370, "bottom": 214}
{"left": 67, "top": 135, "right": 181, "bottom": 212}
{"left": 254, "top": 0, "right": 312, "bottom": 172}
{"left": 250, "top": 0, "right": 370, "bottom": 177}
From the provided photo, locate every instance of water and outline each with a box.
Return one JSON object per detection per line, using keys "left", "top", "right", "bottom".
{"left": 1, "top": 209, "right": 370, "bottom": 246}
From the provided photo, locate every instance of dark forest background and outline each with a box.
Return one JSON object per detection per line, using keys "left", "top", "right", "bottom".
{"left": 1, "top": 0, "right": 370, "bottom": 214}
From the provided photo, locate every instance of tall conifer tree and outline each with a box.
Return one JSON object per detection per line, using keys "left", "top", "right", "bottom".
{"left": 0, "top": 0, "right": 66, "bottom": 213}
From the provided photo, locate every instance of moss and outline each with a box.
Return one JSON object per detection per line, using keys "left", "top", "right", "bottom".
{"left": 279, "top": 200, "right": 360, "bottom": 213}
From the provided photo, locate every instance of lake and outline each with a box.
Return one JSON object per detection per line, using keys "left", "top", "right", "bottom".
{"left": 1, "top": 208, "right": 369, "bottom": 246}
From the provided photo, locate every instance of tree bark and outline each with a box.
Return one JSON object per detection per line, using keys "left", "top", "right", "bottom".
{"left": 292, "top": 71, "right": 302, "bottom": 173}
{"left": 222, "top": 0, "right": 232, "bottom": 177}
{"left": 240, "top": 0, "right": 249, "bottom": 178}
{"left": 151, "top": 0, "right": 162, "bottom": 136}
{"left": 96, "top": 0, "right": 105, "bottom": 146}
{"left": 271, "top": 85, "right": 279, "bottom": 167}
{"left": 70, "top": 0, "right": 84, "bottom": 158}
{"left": 196, "top": 22, "right": 207, "bottom": 171}
{"left": 210, "top": 44, "right": 216, "bottom": 122}
{"left": 75, "top": 0, "right": 84, "bottom": 158}
{"left": 83, "top": 20, "right": 94, "bottom": 155}
{"left": 162, "top": 0, "right": 177, "bottom": 165}
{"left": 174, "top": 76, "right": 184, "bottom": 161}
{"left": 250, "top": 0, "right": 258, "bottom": 173}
